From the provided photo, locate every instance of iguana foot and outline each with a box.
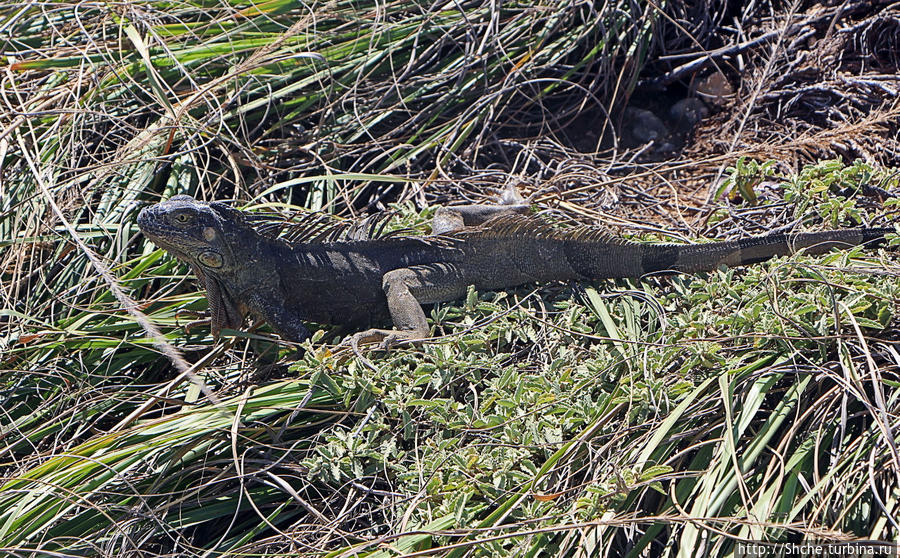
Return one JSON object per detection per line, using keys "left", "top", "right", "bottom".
{"left": 175, "top": 309, "right": 211, "bottom": 334}
{"left": 334, "top": 329, "right": 425, "bottom": 371}
{"left": 344, "top": 328, "right": 425, "bottom": 351}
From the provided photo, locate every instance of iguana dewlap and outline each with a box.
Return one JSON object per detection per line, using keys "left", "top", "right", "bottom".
{"left": 137, "top": 195, "right": 892, "bottom": 347}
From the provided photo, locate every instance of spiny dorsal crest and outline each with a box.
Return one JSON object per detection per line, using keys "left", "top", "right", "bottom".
{"left": 242, "top": 209, "right": 416, "bottom": 244}
{"left": 453, "top": 214, "right": 627, "bottom": 244}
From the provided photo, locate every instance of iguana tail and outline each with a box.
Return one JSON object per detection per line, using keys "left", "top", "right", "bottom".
{"left": 562, "top": 227, "right": 893, "bottom": 279}
{"left": 635, "top": 227, "right": 893, "bottom": 275}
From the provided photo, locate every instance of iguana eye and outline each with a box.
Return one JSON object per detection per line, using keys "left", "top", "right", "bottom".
{"left": 173, "top": 212, "right": 193, "bottom": 224}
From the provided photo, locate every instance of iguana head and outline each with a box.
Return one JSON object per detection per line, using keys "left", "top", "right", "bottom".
{"left": 138, "top": 195, "right": 254, "bottom": 335}
{"left": 138, "top": 195, "right": 248, "bottom": 274}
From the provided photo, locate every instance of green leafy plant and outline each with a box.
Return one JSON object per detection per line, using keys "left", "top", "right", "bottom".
{"left": 717, "top": 157, "right": 778, "bottom": 204}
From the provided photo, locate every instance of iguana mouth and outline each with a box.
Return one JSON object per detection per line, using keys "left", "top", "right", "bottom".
{"left": 137, "top": 206, "right": 164, "bottom": 236}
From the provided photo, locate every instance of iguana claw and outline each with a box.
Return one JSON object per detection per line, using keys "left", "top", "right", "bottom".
{"left": 335, "top": 329, "right": 423, "bottom": 372}
{"left": 344, "top": 329, "right": 423, "bottom": 351}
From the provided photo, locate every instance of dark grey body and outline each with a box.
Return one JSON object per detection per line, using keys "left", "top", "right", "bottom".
{"left": 267, "top": 235, "right": 651, "bottom": 325}
{"left": 255, "top": 238, "right": 452, "bottom": 327}
{"left": 137, "top": 195, "right": 892, "bottom": 346}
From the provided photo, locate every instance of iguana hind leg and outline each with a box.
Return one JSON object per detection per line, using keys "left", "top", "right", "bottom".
{"left": 348, "top": 263, "right": 468, "bottom": 348}
{"left": 431, "top": 186, "right": 530, "bottom": 234}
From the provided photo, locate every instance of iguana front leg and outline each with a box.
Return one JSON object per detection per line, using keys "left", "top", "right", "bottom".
{"left": 352, "top": 189, "right": 528, "bottom": 349}
{"left": 349, "top": 263, "right": 468, "bottom": 348}
{"left": 248, "top": 295, "right": 311, "bottom": 343}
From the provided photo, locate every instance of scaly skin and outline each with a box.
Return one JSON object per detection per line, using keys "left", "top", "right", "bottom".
{"left": 137, "top": 195, "right": 892, "bottom": 346}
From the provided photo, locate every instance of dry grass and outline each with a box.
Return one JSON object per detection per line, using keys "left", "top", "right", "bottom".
{"left": 2, "top": 0, "right": 900, "bottom": 556}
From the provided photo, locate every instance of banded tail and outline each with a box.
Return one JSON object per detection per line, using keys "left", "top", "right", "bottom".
{"left": 639, "top": 227, "right": 892, "bottom": 276}
{"left": 561, "top": 227, "right": 893, "bottom": 280}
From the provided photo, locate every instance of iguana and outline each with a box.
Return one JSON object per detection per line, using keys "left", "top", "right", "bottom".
{"left": 137, "top": 194, "right": 893, "bottom": 347}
